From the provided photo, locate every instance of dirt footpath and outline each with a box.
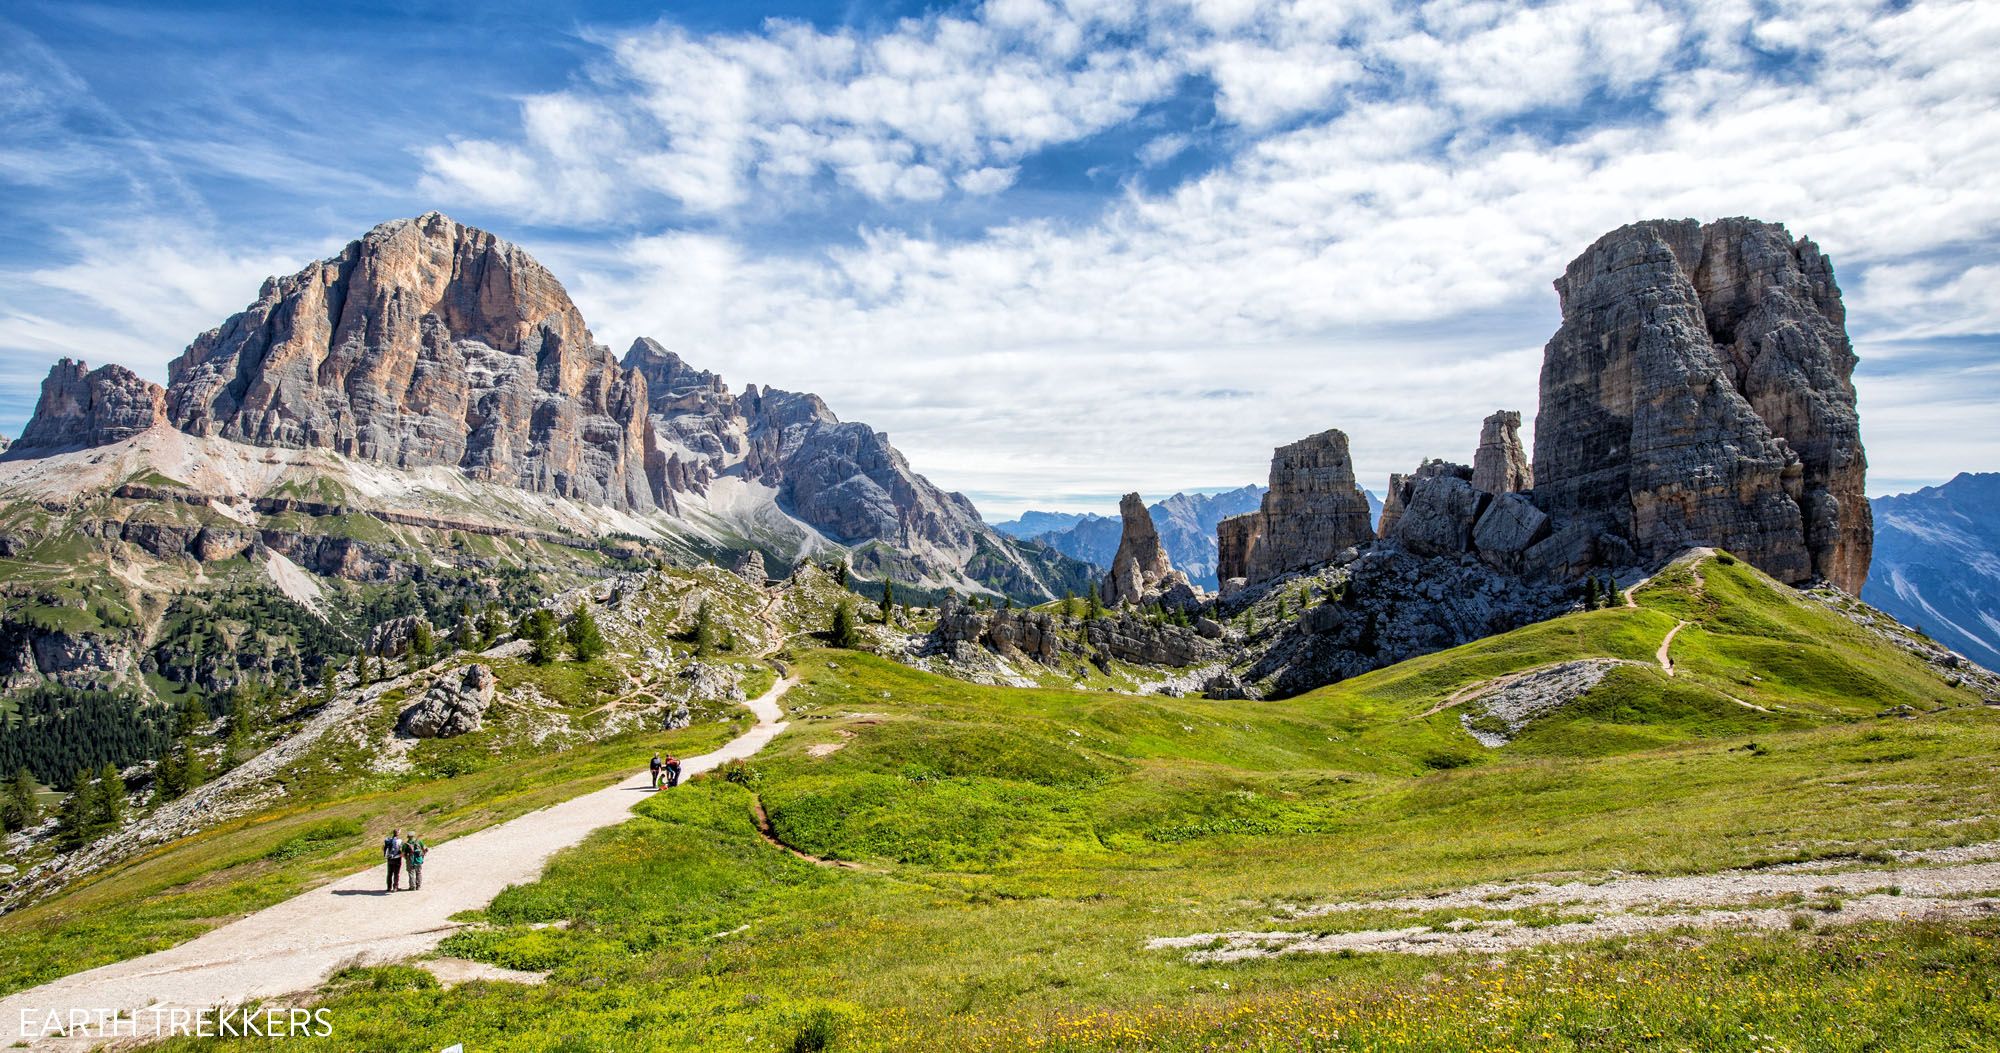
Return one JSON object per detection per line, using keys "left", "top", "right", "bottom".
{"left": 0, "top": 677, "right": 793, "bottom": 1050}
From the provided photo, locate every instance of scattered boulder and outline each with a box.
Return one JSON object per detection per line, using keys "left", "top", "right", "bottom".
{"left": 1085, "top": 613, "right": 1219, "bottom": 668}
{"left": 367, "top": 615, "right": 432, "bottom": 658}
{"left": 1392, "top": 474, "right": 1489, "bottom": 557}
{"left": 1472, "top": 493, "right": 1552, "bottom": 568}
{"left": 398, "top": 664, "right": 497, "bottom": 739}
{"left": 678, "top": 661, "right": 746, "bottom": 702}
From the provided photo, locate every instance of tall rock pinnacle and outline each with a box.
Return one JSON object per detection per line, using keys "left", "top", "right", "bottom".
{"left": 1530, "top": 218, "right": 1870, "bottom": 592}
{"left": 1471, "top": 410, "right": 1532, "bottom": 494}
{"left": 14, "top": 360, "right": 167, "bottom": 450}
{"left": 1104, "top": 492, "right": 1177, "bottom": 605}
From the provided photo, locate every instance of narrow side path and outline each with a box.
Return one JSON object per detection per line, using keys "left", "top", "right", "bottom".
{"left": 0, "top": 676, "right": 794, "bottom": 1050}
{"left": 1657, "top": 620, "right": 1688, "bottom": 676}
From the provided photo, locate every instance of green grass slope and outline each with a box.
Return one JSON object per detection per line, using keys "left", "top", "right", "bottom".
{"left": 102, "top": 550, "right": 1999, "bottom": 1051}
{"left": 9, "top": 551, "right": 1999, "bottom": 1049}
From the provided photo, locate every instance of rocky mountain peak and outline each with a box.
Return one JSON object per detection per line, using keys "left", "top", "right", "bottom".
{"left": 1532, "top": 217, "right": 1869, "bottom": 592}
{"left": 622, "top": 338, "right": 727, "bottom": 402}
{"left": 160, "top": 212, "right": 662, "bottom": 511}
{"left": 15, "top": 359, "right": 168, "bottom": 451}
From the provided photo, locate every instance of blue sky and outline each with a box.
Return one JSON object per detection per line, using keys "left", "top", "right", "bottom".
{"left": 3, "top": 0, "right": 1996, "bottom": 519}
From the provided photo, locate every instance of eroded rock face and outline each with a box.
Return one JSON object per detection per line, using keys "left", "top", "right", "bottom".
{"left": 1104, "top": 493, "right": 1189, "bottom": 606}
{"left": 1085, "top": 613, "right": 1218, "bottom": 668}
{"left": 1217, "top": 429, "right": 1375, "bottom": 587}
{"left": 398, "top": 663, "right": 496, "bottom": 739}
{"left": 1531, "top": 218, "right": 1870, "bottom": 592}
{"left": 1471, "top": 410, "right": 1532, "bottom": 494}
{"left": 732, "top": 549, "right": 768, "bottom": 583}
{"left": 929, "top": 597, "right": 1063, "bottom": 663}
{"left": 164, "top": 212, "right": 664, "bottom": 512}
{"left": 15, "top": 360, "right": 167, "bottom": 450}
{"left": 625, "top": 340, "right": 1029, "bottom": 587}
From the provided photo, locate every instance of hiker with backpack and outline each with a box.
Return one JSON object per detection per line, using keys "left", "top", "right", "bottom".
{"left": 383, "top": 829, "right": 405, "bottom": 892}
{"left": 406, "top": 833, "right": 427, "bottom": 890}
{"left": 663, "top": 753, "right": 682, "bottom": 788}
{"left": 649, "top": 752, "right": 663, "bottom": 789}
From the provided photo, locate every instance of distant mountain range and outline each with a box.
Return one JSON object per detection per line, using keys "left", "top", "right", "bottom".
{"left": 994, "top": 487, "right": 1384, "bottom": 590}
{"left": 1864, "top": 473, "right": 2000, "bottom": 671}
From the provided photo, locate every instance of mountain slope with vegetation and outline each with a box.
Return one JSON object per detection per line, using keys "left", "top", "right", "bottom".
{"left": 7, "top": 550, "right": 1998, "bottom": 1049}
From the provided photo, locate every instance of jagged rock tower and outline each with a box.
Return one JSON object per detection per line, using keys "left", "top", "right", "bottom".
{"left": 1217, "top": 429, "right": 1374, "bottom": 590}
{"left": 1531, "top": 218, "right": 1870, "bottom": 592}
{"left": 1104, "top": 492, "right": 1182, "bottom": 605}
{"left": 1471, "top": 410, "right": 1532, "bottom": 494}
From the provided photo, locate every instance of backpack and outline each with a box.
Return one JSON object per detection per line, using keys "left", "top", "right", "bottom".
{"left": 409, "top": 840, "right": 426, "bottom": 864}
{"left": 384, "top": 836, "right": 402, "bottom": 858}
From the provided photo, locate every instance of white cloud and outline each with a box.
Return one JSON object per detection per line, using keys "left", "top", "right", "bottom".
{"left": 9, "top": 0, "right": 1998, "bottom": 513}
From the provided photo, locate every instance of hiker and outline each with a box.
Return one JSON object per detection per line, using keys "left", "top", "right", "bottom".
{"left": 383, "top": 828, "right": 405, "bottom": 892}
{"left": 663, "top": 753, "right": 682, "bottom": 788}
{"left": 406, "top": 833, "right": 427, "bottom": 891}
{"left": 649, "top": 752, "right": 663, "bottom": 790}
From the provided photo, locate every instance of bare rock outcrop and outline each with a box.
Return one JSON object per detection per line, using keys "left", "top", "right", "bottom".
{"left": 732, "top": 549, "right": 768, "bottom": 583}
{"left": 1217, "top": 429, "right": 1375, "bottom": 590}
{"left": 1530, "top": 218, "right": 1870, "bottom": 592}
{"left": 164, "top": 212, "right": 665, "bottom": 512}
{"left": 397, "top": 663, "right": 497, "bottom": 739}
{"left": 928, "top": 597, "right": 1064, "bottom": 663}
{"left": 1471, "top": 410, "right": 1532, "bottom": 494}
{"left": 14, "top": 360, "right": 167, "bottom": 450}
{"left": 1104, "top": 493, "right": 1190, "bottom": 606}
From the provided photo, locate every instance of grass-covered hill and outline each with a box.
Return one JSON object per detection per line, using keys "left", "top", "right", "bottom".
{"left": 8, "top": 552, "right": 2000, "bottom": 1050}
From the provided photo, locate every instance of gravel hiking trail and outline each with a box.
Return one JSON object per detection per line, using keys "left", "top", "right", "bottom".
{"left": 1, "top": 673, "right": 794, "bottom": 1050}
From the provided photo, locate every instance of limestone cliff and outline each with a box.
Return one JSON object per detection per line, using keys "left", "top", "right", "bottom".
{"left": 1531, "top": 218, "right": 1870, "bottom": 592}
{"left": 14, "top": 360, "right": 167, "bottom": 450}
{"left": 1217, "top": 429, "right": 1374, "bottom": 588}
{"left": 164, "top": 212, "right": 663, "bottom": 511}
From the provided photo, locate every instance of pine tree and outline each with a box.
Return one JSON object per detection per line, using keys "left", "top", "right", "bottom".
{"left": 57, "top": 768, "right": 97, "bottom": 850}
{"left": 524, "top": 608, "right": 561, "bottom": 666}
{"left": 830, "top": 601, "right": 861, "bottom": 648}
{"left": 834, "top": 559, "right": 850, "bottom": 587}
{"left": 2, "top": 768, "right": 36, "bottom": 832}
{"left": 1086, "top": 582, "right": 1104, "bottom": 620}
{"left": 880, "top": 579, "right": 895, "bottom": 624}
{"left": 1584, "top": 576, "right": 1600, "bottom": 610}
{"left": 480, "top": 606, "right": 508, "bottom": 648}
{"left": 1604, "top": 575, "right": 1619, "bottom": 607}
{"left": 95, "top": 763, "right": 124, "bottom": 830}
{"left": 568, "top": 604, "right": 606, "bottom": 662}
{"left": 691, "top": 599, "right": 717, "bottom": 658}
{"left": 1003, "top": 595, "right": 1014, "bottom": 611}
{"left": 411, "top": 621, "right": 436, "bottom": 659}
{"left": 1061, "top": 591, "right": 1077, "bottom": 620}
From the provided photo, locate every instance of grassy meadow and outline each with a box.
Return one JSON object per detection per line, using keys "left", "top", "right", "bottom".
{"left": 102, "top": 552, "right": 2000, "bottom": 1050}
